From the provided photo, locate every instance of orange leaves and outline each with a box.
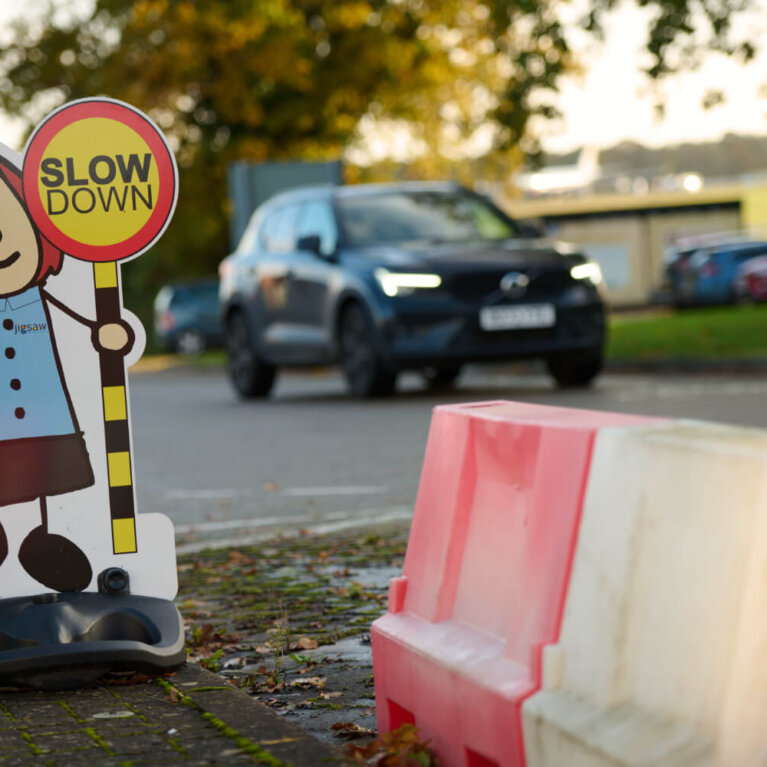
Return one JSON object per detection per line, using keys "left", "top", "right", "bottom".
{"left": 343, "top": 723, "right": 439, "bottom": 766}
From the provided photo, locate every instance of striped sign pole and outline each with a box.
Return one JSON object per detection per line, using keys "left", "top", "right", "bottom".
{"left": 94, "top": 262, "right": 136, "bottom": 554}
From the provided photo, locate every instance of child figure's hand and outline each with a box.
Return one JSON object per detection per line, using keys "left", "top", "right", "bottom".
{"left": 97, "top": 322, "right": 133, "bottom": 354}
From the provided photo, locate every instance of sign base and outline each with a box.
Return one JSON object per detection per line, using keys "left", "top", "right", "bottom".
{"left": 0, "top": 588, "right": 185, "bottom": 690}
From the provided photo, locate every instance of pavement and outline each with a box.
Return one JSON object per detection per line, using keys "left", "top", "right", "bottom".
{"left": 0, "top": 522, "right": 412, "bottom": 766}
{"left": 0, "top": 664, "right": 341, "bottom": 765}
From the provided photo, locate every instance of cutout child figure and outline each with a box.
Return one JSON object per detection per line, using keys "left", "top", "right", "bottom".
{"left": 0, "top": 155, "right": 133, "bottom": 592}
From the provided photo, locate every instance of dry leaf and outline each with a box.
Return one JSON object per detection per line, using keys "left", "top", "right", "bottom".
{"left": 331, "top": 721, "right": 375, "bottom": 739}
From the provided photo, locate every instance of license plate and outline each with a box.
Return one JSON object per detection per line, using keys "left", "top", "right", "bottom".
{"left": 479, "top": 304, "right": 556, "bottom": 331}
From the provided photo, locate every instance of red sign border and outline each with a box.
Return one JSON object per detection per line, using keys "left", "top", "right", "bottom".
{"left": 23, "top": 99, "right": 177, "bottom": 263}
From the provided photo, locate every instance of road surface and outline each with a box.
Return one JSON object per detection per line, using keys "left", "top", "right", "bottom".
{"left": 127, "top": 365, "right": 767, "bottom": 550}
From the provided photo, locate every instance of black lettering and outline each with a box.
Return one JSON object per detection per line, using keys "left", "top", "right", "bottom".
{"left": 88, "top": 155, "right": 116, "bottom": 185}
{"left": 97, "top": 185, "right": 129, "bottom": 212}
{"left": 40, "top": 158, "right": 64, "bottom": 188}
{"left": 72, "top": 187, "right": 96, "bottom": 213}
{"left": 117, "top": 153, "right": 152, "bottom": 183}
{"left": 65, "top": 157, "right": 87, "bottom": 186}
{"left": 131, "top": 184, "right": 153, "bottom": 211}
{"left": 47, "top": 190, "right": 68, "bottom": 215}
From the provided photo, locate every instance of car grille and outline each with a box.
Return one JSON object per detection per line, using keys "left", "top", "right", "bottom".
{"left": 444, "top": 269, "right": 575, "bottom": 302}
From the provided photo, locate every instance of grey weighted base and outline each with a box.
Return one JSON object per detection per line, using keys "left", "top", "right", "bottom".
{"left": 0, "top": 591, "right": 185, "bottom": 690}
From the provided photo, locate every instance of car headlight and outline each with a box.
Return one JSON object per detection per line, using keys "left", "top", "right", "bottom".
{"left": 374, "top": 268, "right": 442, "bottom": 297}
{"left": 570, "top": 262, "right": 603, "bottom": 285}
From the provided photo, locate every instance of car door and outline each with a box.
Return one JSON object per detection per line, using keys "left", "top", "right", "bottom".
{"left": 283, "top": 198, "right": 340, "bottom": 362}
{"left": 253, "top": 203, "right": 301, "bottom": 361}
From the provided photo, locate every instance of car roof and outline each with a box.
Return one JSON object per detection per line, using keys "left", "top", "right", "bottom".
{"left": 709, "top": 241, "right": 767, "bottom": 254}
{"left": 262, "top": 181, "right": 465, "bottom": 207}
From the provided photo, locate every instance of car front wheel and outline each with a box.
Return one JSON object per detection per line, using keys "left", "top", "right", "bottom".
{"left": 547, "top": 350, "right": 603, "bottom": 388}
{"left": 226, "top": 312, "right": 276, "bottom": 398}
{"left": 338, "top": 303, "right": 396, "bottom": 398}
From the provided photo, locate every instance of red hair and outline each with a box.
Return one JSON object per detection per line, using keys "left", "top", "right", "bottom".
{"left": 0, "top": 157, "right": 63, "bottom": 284}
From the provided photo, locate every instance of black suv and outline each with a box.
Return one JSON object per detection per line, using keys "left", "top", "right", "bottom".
{"left": 219, "top": 182, "right": 606, "bottom": 398}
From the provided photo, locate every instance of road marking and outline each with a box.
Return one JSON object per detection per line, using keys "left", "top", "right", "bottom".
{"left": 174, "top": 515, "right": 310, "bottom": 534}
{"left": 166, "top": 485, "right": 389, "bottom": 500}
{"left": 166, "top": 489, "right": 247, "bottom": 500}
{"left": 174, "top": 506, "right": 413, "bottom": 555}
{"left": 280, "top": 486, "right": 387, "bottom": 497}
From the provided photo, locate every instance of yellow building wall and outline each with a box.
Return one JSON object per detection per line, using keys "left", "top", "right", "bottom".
{"left": 503, "top": 187, "right": 767, "bottom": 307}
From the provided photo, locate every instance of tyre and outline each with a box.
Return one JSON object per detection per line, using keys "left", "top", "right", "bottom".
{"left": 338, "top": 303, "right": 396, "bottom": 398}
{"left": 225, "top": 312, "right": 276, "bottom": 398}
{"left": 423, "top": 365, "right": 462, "bottom": 390}
{"left": 547, "top": 350, "right": 603, "bottom": 388}
{"left": 175, "top": 329, "right": 206, "bottom": 355}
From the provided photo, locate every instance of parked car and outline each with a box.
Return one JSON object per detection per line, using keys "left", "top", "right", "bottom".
{"left": 668, "top": 240, "right": 767, "bottom": 306}
{"left": 153, "top": 279, "right": 223, "bottom": 354}
{"left": 735, "top": 255, "right": 767, "bottom": 302}
{"left": 219, "top": 182, "right": 606, "bottom": 398}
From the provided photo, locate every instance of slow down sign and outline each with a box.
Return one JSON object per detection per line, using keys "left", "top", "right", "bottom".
{"left": 0, "top": 97, "right": 184, "bottom": 687}
{"left": 23, "top": 98, "right": 176, "bottom": 262}
{"left": 0, "top": 97, "right": 178, "bottom": 600}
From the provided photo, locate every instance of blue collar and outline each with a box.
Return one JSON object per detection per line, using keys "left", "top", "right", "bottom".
{"left": 0, "top": 286, "right": 41, "bottom": 312}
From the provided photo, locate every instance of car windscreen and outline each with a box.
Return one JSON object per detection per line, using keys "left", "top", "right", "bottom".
{"left": 337, "top": 191, "right": 520, "bottom": 246}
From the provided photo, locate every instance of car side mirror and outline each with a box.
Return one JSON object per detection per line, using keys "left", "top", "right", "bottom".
{"left": 296, "top": 234, "right": 322, "bottom": 255}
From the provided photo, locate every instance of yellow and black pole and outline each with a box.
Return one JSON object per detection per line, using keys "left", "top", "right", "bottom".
{"left": 94, "top": 262, "right": 136, "bottom": 555}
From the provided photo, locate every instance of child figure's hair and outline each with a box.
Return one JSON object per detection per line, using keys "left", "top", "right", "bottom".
{"left": 0, "top": 156, "right": 63, "bottom": 284}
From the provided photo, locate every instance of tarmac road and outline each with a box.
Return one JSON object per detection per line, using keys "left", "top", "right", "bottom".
{"left": 128, "top": 364, "right": 767, "bottom": 549}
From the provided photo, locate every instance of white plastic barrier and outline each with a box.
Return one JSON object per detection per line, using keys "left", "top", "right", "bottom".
{"left": 523, "top": 420, "right": 767, "bottom": 767}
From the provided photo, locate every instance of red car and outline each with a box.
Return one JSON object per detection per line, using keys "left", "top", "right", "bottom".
{"left": 735, "top": 255, "right": 767, "bottom": 301}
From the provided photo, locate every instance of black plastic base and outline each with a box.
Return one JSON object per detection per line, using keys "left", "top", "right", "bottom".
{"left": 0, "top": 592, "right": 186, "bottom": 690}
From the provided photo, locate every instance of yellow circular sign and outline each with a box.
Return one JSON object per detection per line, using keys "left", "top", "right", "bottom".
{"left": 23, "top": 98, "right": 177, "bottom": 263}
{"left": 36, "top": 118, "right": 159, "bottom": 247}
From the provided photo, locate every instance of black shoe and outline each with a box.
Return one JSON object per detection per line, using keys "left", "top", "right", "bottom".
{"left": 0, "top": 523, "right": 6, "bottom": 569}
{"left": 19, "top": 526, "right": 92, "bottom": 592}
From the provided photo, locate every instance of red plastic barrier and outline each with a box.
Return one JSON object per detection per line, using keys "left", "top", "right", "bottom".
{"left": 371, "top": 401, "right": 657, "bottom": 767}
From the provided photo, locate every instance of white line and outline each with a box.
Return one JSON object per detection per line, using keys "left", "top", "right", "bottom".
{"left": 174, "top": 509, "right": 362, "bottom": 535}
{"left": 166, "top": 489, "right": 248, "bottom": 500}
{"left": 174, "top": 506, "right": 413, "bottom": 555}
{"left": 280, "top": 486, "right": 388, "bottom": 497}
{"left": 174, "top": 515, "right": 308, "bottom": 534}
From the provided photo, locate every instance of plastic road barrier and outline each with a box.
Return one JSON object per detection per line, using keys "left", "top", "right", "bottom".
{"left": 371, "top": 401, "right": 659, "bottom": 766}
{"left": 374, "top": 402, "right": 767, "bottom": 766}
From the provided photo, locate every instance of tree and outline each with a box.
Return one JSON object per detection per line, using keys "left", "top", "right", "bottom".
{"left": 0, "top": 0, "right": 756, "bottom": 326}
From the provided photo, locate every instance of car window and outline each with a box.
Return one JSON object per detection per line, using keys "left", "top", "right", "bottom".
{"left": 296, "top": 200, "right": 338, "bottom": 256}
{"left": 260, "top": 204, "right": 300, "bottom": 253}
{"left": 337, "top": 191, "right": 520, "bottom": 246}
{"left": 236, "top": 213, "right": 261, "bottom": 254}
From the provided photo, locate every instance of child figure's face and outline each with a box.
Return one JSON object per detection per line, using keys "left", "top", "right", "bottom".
{"left": 0, "top": 175, "right": 41, "bottom": 298}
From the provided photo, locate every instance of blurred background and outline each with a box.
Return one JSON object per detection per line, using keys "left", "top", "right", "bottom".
{"left": 2, "top": 0, "right": 767, "bottom": 352}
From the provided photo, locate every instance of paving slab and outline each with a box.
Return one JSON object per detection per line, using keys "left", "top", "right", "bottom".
{"left": 0, "top": 664, "right": 343, "bottom": 765}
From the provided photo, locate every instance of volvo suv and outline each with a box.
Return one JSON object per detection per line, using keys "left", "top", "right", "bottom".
{"left": 219, "top": 182, "right": 606, "bottom": 398}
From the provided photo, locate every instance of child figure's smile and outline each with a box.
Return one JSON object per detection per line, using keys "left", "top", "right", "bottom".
{"left": 0, "top": 177, "right": 41, "bottom": 297}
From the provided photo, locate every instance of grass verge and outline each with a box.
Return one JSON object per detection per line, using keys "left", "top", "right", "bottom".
{"left": 607, "top": 304, "right": 767, "bottom": 361}
{"left": 138, "top": 304, "right": 767, "bottom": 369}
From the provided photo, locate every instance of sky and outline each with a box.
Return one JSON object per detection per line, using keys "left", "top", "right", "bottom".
{"left": 538, "top": 0, "right": 767, "bottom": 153}
{"left": 1, "top": 0, "right": 766, "bottom": 156}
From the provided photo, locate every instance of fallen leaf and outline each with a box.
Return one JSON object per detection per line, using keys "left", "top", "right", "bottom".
{"left": 288, "top": 676, "right": 326, "bottom": 690}
{"left": 331, "top": 722, "right": 375, "bottom": 739}
{"left": 294, "top": 636, "right": 319, "bottom": 650}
